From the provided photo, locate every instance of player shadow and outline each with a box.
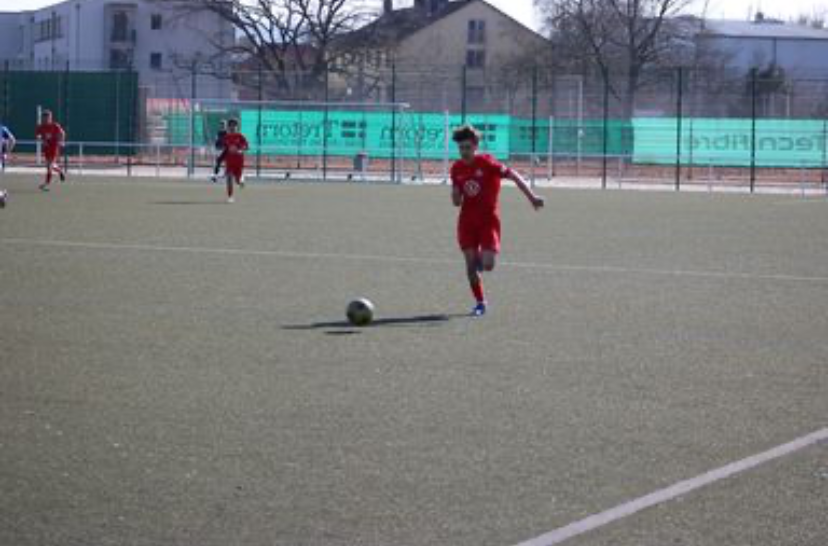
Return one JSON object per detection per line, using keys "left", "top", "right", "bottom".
{"left": 283, "top": 314, "right": 461, "bottom": 335}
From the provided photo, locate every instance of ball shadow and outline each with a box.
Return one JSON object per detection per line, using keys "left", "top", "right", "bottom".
{"left": 283, "top": 314, "right": 461, "bottom": 332}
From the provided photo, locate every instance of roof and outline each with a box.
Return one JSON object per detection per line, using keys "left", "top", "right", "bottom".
{"left": 341, "top": 0, "right": 472, "bottom": 48}
{"left": 700, "top": 19, "right": 828, "bottom": 41}
{"left": 338, "top": 0, "right": 545, "bottom": 49}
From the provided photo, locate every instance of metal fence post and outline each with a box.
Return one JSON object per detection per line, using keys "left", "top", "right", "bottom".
{"left": 576, "top": 75, "right": 584, "bottom": 177}
{"left": 391, "top": 62, "right": 397, "bottom": 184}
{"left": 443, "top": 109, "right": 450, "bottom": 183}
{"left": 460, "top": 65, "right": 467, "bottom": 124}
{"left": 189, "top": 62, "right": 197, "bottom": 178}
{"left": 750, "top": 67, "right": 758, "bottom": 193}
{"left": 257, "top": 60, "right": 263, "bottom": 179}
{"left": 530, "top": 65, "right": 538, "bottom": 188}
{"left": 322, "top": 62, "right": 329, "bottom": 182}
{"left": 821, "top": 118, "right": 827, "bottom": 191}
{"left": 548, "top": 115, "right": 555, "bottom": 180}
{"left": 114, "top": 68, "right": 121, "bottom": 168}
{"left": 36, "top": 105, "right": 42, "bottom": 165}
{"left": 62, "top": 60, "right": 70, "bottom": 173}
{"left": 601, "top": 77, "right": 609, "bottom": 190}
{"left": 126, "top": 66, "right": 136, "bottom": 177}
{"left": 675, "top": 67, "right": 683, "bottom": 191}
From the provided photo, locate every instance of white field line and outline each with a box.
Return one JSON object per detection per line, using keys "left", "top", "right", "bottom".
{"left": 2, "top": 237, "right": 828, "bottom": 285}
{"left": 512, "top": 427, "right": 828, "bottom": 546}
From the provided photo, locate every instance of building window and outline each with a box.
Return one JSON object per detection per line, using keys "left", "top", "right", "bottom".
{"left": 466, "top": 50, "right": 486, "bottom": 69}
{"left": 468, "top": 20, "right": 486, "bottom": 44}
{"left": 150, "top": 52, "right": 163, "bottom": 70}
{"left": 151, "top": 14, "right": 162, "bottom": 30}
{"left": 111, "top": 11, "right": 129, "bottom": 41}
{"left": 34, "top": 15, "right": 63, "bottom": 43}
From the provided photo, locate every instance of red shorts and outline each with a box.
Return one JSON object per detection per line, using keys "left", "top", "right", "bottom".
{"left": 44, "top": 148, "right": 60, "bottom": 163}
{"left": 458, "top": 213, "right": 501, "bottom": 253}
{"left": 226, "top": 157, "right": 244, "bottom": 180}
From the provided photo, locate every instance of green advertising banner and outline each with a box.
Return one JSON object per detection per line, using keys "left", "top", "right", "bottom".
{"left": 242, "top": 110, "right": 512, "bottom": 160}
{"left": 169, "top": 110, "right": 636, "bottom": 159}
{"left": 166, "top": 111, "right": 827, "bottom": 168}
{"left": 167, "top": 110, "right": 513, "bottom": 160}
{"left": 634, "top": 118, "right": 828, "bottom": 168}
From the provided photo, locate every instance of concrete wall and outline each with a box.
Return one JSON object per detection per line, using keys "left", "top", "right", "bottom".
{"left": 0, "top": 14, "right": 24, "bottom": 60}
{"left": 29, "top": 0, "right": 105, "bottom": 69}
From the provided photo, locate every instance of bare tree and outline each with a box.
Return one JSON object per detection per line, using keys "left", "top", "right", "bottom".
{"left": 174, "top": 0, "right": 374, "bottom": 97}
{"left": 536, "top": 0, "right": 694, "bottom": 117}
{"left": 795, "top": 9, "right": 826, "bottom": 29}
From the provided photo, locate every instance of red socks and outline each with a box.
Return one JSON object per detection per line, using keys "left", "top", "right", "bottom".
{"left": 471, "top": 281, "right": 485, "bottom": 304}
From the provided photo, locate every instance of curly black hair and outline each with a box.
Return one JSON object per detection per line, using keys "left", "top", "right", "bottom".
{"left": 452, "top": 124, "right": 481, "bottom": 144}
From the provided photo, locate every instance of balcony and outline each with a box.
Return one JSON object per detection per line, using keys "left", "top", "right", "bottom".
{"left": 105, "top": 4, "right": 137, "bottom": 46}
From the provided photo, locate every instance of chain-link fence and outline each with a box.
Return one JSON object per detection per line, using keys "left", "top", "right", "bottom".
{"left": 2, "top": 58, "right": 827, "bottom": 190}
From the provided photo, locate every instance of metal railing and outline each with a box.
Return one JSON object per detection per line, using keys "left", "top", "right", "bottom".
{"left": 4, "top": 139, "right": 827, "bottom": 195}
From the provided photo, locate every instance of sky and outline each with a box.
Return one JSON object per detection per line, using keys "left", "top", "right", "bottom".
{"left": 1, "top": 0, "right": 825, "bottom": 31}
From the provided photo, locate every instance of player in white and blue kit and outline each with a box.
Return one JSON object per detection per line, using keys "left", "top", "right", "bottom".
{"left": 0, "top": 123, "right": 16, "bottom": 172}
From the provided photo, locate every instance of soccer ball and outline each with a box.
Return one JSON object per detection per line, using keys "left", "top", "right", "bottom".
{"left": 346, "top": 298, "right": 375, "bottom": 327}
{"left": 0, "top": 189, "right": 8, "bottom": 208}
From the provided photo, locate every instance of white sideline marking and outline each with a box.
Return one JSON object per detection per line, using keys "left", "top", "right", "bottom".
{"left": 773, "top": 198, "right": 828, "bottom": 206}
{"left": 512, "top": 427, "right": 828, "bottom": 546}
{"left": 3, "top": 237, "right": 828, "bottom": 285}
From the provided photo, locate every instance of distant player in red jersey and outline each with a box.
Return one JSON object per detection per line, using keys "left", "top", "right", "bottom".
{"left": 222, "top": 118, "right": 248, "bottom": 203}
{"left": 35, "top": 110, "right": 66, "bottom": 191}
{"left": 450, "top": 125, "right": 544, "bottom": 317}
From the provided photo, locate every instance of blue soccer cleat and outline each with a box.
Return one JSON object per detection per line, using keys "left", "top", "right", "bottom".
{"left": 471, "top": 302, "right": 487, "bottom": 317}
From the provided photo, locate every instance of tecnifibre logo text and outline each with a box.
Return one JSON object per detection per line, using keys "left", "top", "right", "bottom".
{"left": 689, "top": 134, "right": 827, "bottom": 153}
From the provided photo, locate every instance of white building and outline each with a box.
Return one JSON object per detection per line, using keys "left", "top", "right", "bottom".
{"left": 335, "top": 0, "right": 548, "bottom": 112}
{"left": 0, "top": 0, "right": 234, "bottom": 99}
{"left": 697, "top": 16, "right": 828, "bottom": 78}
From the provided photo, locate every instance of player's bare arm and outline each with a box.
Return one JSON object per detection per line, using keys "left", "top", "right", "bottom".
{"left": 452, "top": 185, "right": 463, "bottom": 207}
{"left": 507, "top": 170, "right": 545, "bottom": 210}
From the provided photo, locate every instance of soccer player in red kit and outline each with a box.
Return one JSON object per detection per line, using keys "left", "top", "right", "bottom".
{"left": 35, "top": 110, "right": 66, "bottom": 191}
{"left": 450, "top": 125, "right": 544, "bottom": 317}
{"left": 223, "top": 118, "right": 249, "bottom": 203}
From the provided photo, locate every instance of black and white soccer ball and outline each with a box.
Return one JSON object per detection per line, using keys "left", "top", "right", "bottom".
{"left": 346, "top": 298, "right": 375, "bottom": 327}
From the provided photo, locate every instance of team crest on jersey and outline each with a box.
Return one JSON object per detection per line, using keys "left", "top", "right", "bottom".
{"left": 464, "top": 179, "right": 482, "bottom": 197}
{"left": 475, "top": 169, "right": 484, "bottom": 177}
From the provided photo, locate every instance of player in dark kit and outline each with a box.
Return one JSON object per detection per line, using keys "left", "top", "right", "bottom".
{"left": 450, "top": 125, "right": 544, "bottom": 317}
{"left": 211, "top": 120, "right": 228, "bottom": 183}
{"left": 222, "top": 119, "right": 249, "bottom": 203}
{"left": 34, "top": 110, "right": 66, "bottom": 191}
{"left": 0, "top": 123, "right": 15, "bottom": 172}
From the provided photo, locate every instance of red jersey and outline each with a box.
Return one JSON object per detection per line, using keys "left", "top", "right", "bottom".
{"left": 451, "top": 154, "right": 512, "bottom": 219}
{"left": 36, "top": 122, "right": 65, "bottom": 151}
{"left": 223, "top": 133, "right": 248, "bottom": 161}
